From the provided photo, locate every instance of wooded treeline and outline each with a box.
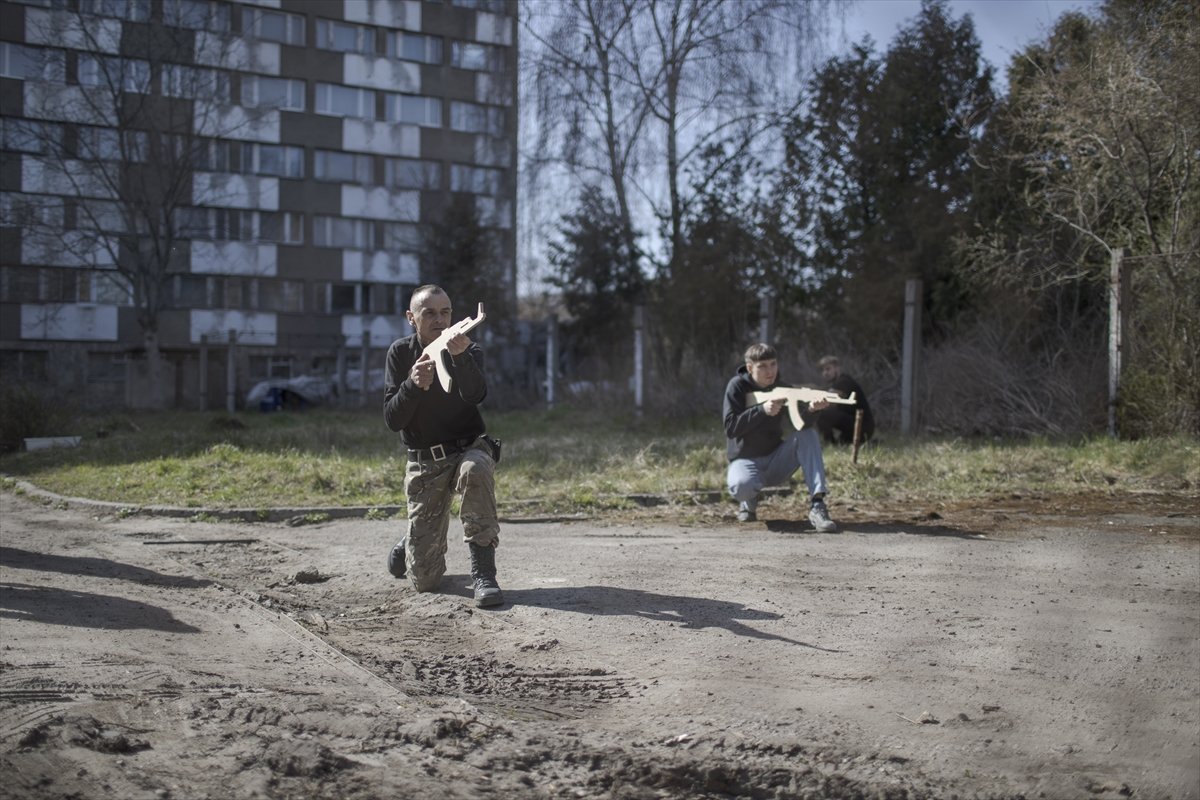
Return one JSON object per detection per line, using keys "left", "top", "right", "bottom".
{"left": 519, "top": 0, "right": 1198, "bottom": 437}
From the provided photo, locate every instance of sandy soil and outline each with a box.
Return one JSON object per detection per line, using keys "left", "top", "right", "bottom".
{"left": 1, "top": 486, "right": 1197, "bottom": 800}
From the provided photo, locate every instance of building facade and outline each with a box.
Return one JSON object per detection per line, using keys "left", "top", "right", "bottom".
{"left": 0, "top": 0, "right": 517, "bottom": 409}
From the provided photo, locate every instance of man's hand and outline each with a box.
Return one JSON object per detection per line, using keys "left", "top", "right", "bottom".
{"left": 445, "top": 333, "right": 471, "bottom": 358}
{"left": 410, "top": 353, "right": 436, "bottom": 390}
{"left": 763, "top": 398, "right": 785, "bottom": 416}
{"left": 809, "top": 398, "right": 830, "bottom": 412}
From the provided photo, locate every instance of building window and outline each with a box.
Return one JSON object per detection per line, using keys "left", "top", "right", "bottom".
{"left": 451, "top": 0, "right": 508, "bottom": 11}
{"left": 385, "top": 158, "right": 440, "bottom": 190}
{"left": 215, "top": 276, "right": 258, "bottom": 309}
{"left": 450, "top": 164, "right": 502, "bottom": 194}
{"left": 79, "top": 0, "right": 150, "bottom": 21}
{"left": 259, "top": 211, "right": 304, "bottom": 244}
{"left": 241, "top": 76, "right": 306, "bottom": 111}
{"left": 177, "top": 137, "right": 232, "bottom": 172}
{"left": 259, "top": 279, "right": 304, "bottom": 312}
{"left": 78, "top": 55, "right": 151, "bottom": 93}
{"left": 364, "top": 283, "right": 401, "bottom": 314}
{"left": 243, "top": 7, "right": 305, "bottom": 46}
{"left": 329, "top": 283, "right": 358, "bottom": 313}
{"left": 313, "top": 216, "right": 375, "bottom": 250}
{"left": 0, "top": 267, "right": 42, "bottom": 303}
{"left": 387, "top": 32, "right": 442, "bottom": 64}
{"left": 164, "top": 0, "right": 231, "bottom": 33}
{"left": 0, "top": 43, "right": 65, "bottom": 82}
{"left": 315, "top": 83, "right": 375, "bottom": 119}
{"left": 0, "top": 350, "right": 48, "bottom": 384}
{"left": 315, "top": 19, "right": 375, "bottom": 55}
{"left": 42, "top": 268, "right": 84, "bottom": 302}
{"left": 83, "top": 270, "right": 132, "bottom": 304}
{"left": 177, "top": 208, "right": 244, "bottom": 241}
{"left": 450, "top": 41, "right": 501, "bottom": 71}
{"left": 384, "top": 94, "right": 441, "bottom": 127}
{"left": 1, "top": 192, "right": 65, "bottom": 229}
{"left": 173, "top": 274, "right": 208, "bottom": 307}
{"left": 449, "top": 101, "right": 504, "bottom": 135}
{"left": 0, "top": 119, "right": 61, "bottom": 154}
{"left": 384, "top": 223, "right": 421, "bottom": 251}
{"left": 163, "top": 64, "right": 231, "bottom": 102}
{"left": 241, "top": 143, "right": 304, "bottom": 178}
{"left": 76, "top": 126, "right": 147, "bottom": 162}
{"left": 77, "top": 200, "right": 132, "bottom": 233}
{"left": 314, "top": 150, "right": 373, "bottom": 184}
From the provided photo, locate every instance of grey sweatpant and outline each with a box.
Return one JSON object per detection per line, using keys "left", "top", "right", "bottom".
{"left": 402, "top": 439, "right": 499, "bottom": 592}
{"left": 727, "top": 427, "right": 828, "bottom": 510}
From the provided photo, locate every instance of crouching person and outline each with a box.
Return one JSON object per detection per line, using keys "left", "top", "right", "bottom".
{"left": 383, "top": 284, "right": 503, "bottom": 608}
{"left": 723, "top": 343, "right": 838, "bottom": 532}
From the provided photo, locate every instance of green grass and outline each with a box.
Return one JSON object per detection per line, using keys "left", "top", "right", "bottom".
{"left": 0, "top": 408, "right": 1195, "bottom": 515}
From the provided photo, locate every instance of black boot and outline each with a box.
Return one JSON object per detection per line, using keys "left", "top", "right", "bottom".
{"left": 468, "top": 542, "right": 503, "bottom": 608}
{"left": 387, "top": 537, "right": 406, "bottom": 578}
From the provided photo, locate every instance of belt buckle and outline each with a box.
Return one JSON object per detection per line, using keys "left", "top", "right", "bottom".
{"left": 430, "top": 443, "right": 447, "bottom": 461}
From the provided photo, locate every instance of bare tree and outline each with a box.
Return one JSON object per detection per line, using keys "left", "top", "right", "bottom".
{"left": 523, "top": 0, "right": 836, "bottom": 279}
{"left": 13, "top": 3, "right": 267, "bottom": 408}
{"left": 524, "top": 0, "right": 647, "bottom": 279}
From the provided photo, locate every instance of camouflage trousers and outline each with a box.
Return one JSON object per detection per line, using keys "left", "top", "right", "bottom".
{"left": 402, "top": 438, "right": 499, "bottom": 593}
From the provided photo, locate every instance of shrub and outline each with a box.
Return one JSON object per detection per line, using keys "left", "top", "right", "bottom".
{"left": 0, "top": 384, "right": 62, "bottom": 454}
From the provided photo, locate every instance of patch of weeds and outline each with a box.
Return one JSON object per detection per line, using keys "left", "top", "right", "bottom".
{"left": 568, "top": 489, "right": 599, "bottom": 508}
{"left": 254, "top": 508, "right": 271, "bottom": 522}
{"left": 190, "top": 512, "right": 220, "bottom": 524}
{"left": 365, "top": 507, "right": 389, "bottom": 521}
{"left": 1, "top": 477, "right": 16, "bottom": 491}
{"left": 115, "top": 506, "right": 138, "bottom": 519}
{"left": 303, "top": 512, "right": 331, "bottom": 525}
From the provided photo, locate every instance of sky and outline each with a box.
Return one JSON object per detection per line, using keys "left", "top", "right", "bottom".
{"left": 831, "top": 0, "right": 1105, "bottom": 89}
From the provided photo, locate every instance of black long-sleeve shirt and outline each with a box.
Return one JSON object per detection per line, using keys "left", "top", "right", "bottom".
{"left": 722, "top": 366, "right": 813, "bottom": 461}
{"left": 383, "top": 333, "right": 487, "bottom": 450}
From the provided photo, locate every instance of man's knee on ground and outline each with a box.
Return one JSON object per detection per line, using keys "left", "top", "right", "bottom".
{"left": 411, "top": 574, "right": 442, "bottom": 593}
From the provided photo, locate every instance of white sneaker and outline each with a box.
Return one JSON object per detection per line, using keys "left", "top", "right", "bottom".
{"left": 808, "top": 500, "right": 838, "bottom": 533}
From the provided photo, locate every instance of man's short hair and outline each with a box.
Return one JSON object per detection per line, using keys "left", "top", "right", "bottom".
{"left": 818, "top": 355, "right": 840, "bottom": 368}
{"left": 409, "top": 284, "right": 447, "bottom": 312}
{"left": 743, "top": 343, "right": 777, "bottom": 363}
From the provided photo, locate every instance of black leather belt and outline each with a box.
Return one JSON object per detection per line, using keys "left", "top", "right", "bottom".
{"left": 408, "top": 437, "right": 476, "bottom": 463}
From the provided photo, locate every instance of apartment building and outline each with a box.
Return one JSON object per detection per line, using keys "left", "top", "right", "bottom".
{"left": 0, "top": 0, "right": 517, "bottom": 409}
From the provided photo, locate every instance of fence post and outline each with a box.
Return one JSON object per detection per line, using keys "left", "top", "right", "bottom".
{"left": 199, "top": 335, "right": 208, "bottom": 411}
{"left": 336, "top": 346, "right": 347, "bottom": 408}
{"left": 1108, "top": 248, "right": 1127, "bottom": 439}
{"left": 633, "top": 305, "right": 645, "bottom": 417}
{"left": 360, "top": 336, "right": 369, "bottom": 408}
{"left": 901, "top": 279, "right": 922, "bottom": 435}
{"left": 226, "top": 329, "right": 237, "bottom": 414}
{"left": 545, "top": 314, "right": 557, "bottom": 409}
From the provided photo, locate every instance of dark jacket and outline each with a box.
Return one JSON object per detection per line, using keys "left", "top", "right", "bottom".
{"left": 819, "top": 372, "right": 875, "bottom": 443}
{"left": 383, "top": 333, "right": 487, "bottom": 450}
{"left": 723, "top": 366, "right": 812, "bottom": 461}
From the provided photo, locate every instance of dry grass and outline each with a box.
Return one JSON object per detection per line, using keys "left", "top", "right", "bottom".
{"left": 0, "top": 407, "right": 1195, "bottom": 516}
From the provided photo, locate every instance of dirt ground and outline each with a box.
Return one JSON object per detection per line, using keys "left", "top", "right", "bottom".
{"left": 1, "top": 485, "right": 1197, "bottom": 800}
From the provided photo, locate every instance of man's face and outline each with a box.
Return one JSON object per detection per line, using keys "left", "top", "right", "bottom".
{"left": 821, "top": 363, "right": 840, "bottom": 383}
{"left": 747, "top": 358, "right": 778, "bottom": 389}
{"left": 407, "top": 291, "right": 453, "bottom": 346}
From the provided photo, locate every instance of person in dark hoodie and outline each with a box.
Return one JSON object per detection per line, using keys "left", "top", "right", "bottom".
{"left": 383, "top": 284, "right": 504, "bottom": 608}
{"left": 722, "top": 342, "right": 837, "bottom": 531}
{"left": 816, "top": 355, "right": 875, "bottom": 446}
